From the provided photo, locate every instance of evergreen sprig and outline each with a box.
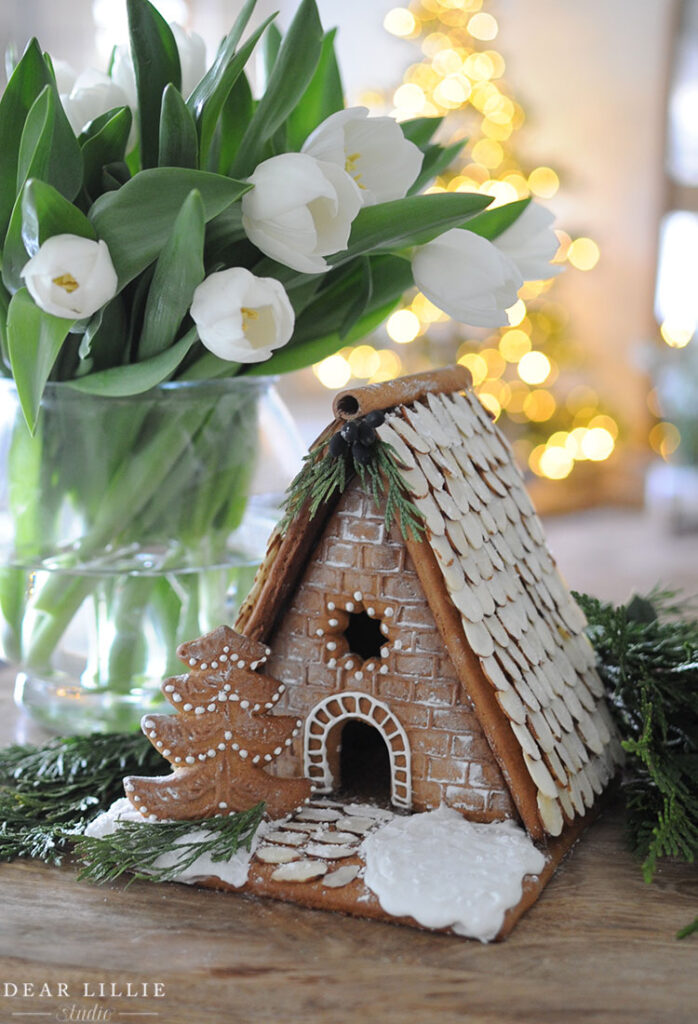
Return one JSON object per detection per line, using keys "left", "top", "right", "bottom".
{"left": 0, "top": 732, "right": 163, "bottom": 863}
{"left": 73, "top": 803, "right": 265, "bottom": 885}
{"left": 576, "top": 590, "right": 698, "bottom": 882}
{"left": 280, "top": 435, "right": 425, "bottom": 540}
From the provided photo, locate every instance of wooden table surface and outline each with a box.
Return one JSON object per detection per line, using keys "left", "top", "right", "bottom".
{"left": 0, "top": 665, "right": 696, "bottom": 1024}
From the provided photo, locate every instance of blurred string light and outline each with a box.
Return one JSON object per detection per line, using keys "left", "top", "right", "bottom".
{"left": 312, "top": 0, "right": 619, "bottom": 486}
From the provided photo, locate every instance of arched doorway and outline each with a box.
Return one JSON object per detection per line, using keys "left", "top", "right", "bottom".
{"left": 303, "top": 692, "right": 412, "bottom": 808}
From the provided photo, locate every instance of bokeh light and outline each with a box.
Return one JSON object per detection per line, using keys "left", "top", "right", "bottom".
{"left": 568, "top": 237, "right": 600, "bottom": 271}
{"left": 518, "top": 351, "right": 551, "bottom": 385}
{"left": 384, "top": 7, "right": 418, "bottom": 37}
{"left": 527, "top": 166, "right": 559, "bottom": 198}
{"left": 386, "top": 309, "right": 421, "bottom": 344}
{"left": 314, "top": 354, "right": 351, "bottom": 390}
{"left": 660, "top": 319, "right": 694, "bottom": 348}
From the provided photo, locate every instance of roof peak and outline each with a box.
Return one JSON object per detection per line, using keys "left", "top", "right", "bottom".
{"left": 333, "top": 365, "right": 472, "bottom": 421}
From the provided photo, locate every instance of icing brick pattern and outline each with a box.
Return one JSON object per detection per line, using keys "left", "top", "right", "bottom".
{"left": 378, "top": 390, "right": 624, "bottom": 836}
{"left": 267, "top": 484, "right": 517, "bottom": 823}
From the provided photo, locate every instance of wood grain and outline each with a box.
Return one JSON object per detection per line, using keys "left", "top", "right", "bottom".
{"left": 0, "top": 666, "right": 696, "bottom": 1024}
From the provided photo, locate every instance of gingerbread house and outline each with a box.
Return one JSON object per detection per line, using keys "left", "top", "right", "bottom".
{"left": 236, "top": 366, "right": 623, "bottom": 841}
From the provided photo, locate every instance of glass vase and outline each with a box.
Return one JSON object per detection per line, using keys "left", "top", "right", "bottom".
{"left": 0, "top": 377, "right": 302, "bottom": 734}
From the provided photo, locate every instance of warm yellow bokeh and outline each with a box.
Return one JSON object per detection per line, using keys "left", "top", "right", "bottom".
{"left": 314, "top": 354, "right": 352, "bottom": 390}
{"left": 383, "top": 7, "right": 418, "bottom": 37}
{"left": 568, "top": 237, "right": 600, "bottom": 271}
{"left": 499, "top": 328, "right": 532, "bottom": 362}
{"left": 660, "top": 319, "right": 694, "bottom": 348}
{"left": 458, "top": 351, "right": 489, "bottom": 386}
{"left": 386, "top": 309, "right": 421, "bottom": 344}
{"left": 518, "top": 351, "right": 552, "bottom": 385}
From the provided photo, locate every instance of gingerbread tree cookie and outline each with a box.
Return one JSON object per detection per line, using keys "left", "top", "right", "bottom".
{"left": 125, "top": 626, "right": 313, "bottom": 821}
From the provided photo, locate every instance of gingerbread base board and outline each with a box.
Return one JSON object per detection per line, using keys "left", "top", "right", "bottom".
{"left": 191, "top": 799, "right": 602, "bottom": 942}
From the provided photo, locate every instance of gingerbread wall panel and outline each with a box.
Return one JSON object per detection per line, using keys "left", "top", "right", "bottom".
{"left": 266, "top": 481, "right": 517, "bottom": 823}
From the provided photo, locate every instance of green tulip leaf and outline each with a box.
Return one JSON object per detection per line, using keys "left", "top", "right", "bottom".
{"left": 7, "top": 287, "right": 74, "bottom": 432}
{"left": 464, "top": 197, "right": 532, "bottom": 239}
{"left": 333, "top": 191, "right": 493, "bottom": 266}
{"left": 187, "top": 10, "right": 275, "bottom": 169}
{"left": 216, "top": 72, "right": 253, "bottom": 176}
{"left": 89, "top": 168, "right": 251, "bottom": 286}
{"left": 0, "top": 39, "right": 53, "bottom": 238}
{"left": 137, "top": 189, "right": 205, "bottom": 359}
{"left": 67, "top": 326, "right": 197, "bottom": 396}
{"left": 127, "top": 0, "right": 181, "bottom": 169}
{"left": 158, "top": 84, "right": 198, "bottom": 169}
{"left": 258, "top": 23, "right": 282, "bottom": 94}
{"left": 80, "top": 106, "right": 132, "bottom": 201}
{"left": 232, "top": 0, "right": 324, "bottom": 176}
{"left": 286, "top": 29, "right": 345, "bottom": 151}
{"left": 400, "top": 116, "right": 445, "bottom": 149}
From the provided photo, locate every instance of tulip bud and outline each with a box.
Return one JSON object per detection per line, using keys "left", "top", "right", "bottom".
{"left": 241, "top": 153, "right": 362, "bottom": 274}
{"left": 302, "top": 106, "right": 423, "bottom": 206}
{"left": 60, "top": 69, "right": 131, "bottom": 136}
{"left": 21, "top": 234, "right": 119, "bottom": 320}
{"left": 412, "top": 229, "right": 523, "bottom": 328}
{"left": 190, "top": 267, "right": 294, "bottom": 363}
{"left": 494, "top": 201, "right": 563, "bottom": 281}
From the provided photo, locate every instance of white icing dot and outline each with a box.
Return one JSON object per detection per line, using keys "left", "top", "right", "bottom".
{"left": 185, "top": 756, "right": 195, "bottom": 765}
{"left": 365, "top": 663, "right": 375, "bottom": 672}
{"left": 174, "top": 757, "right": 181, "bottom": 764}
{"left": 354, "top": 591, "right": 363, "bottom": 601}
{"left": 328, "top": 618, "right": 338, "bottom": 627}
{"left": 380, "top": 665, "right": 388, "bottom": 675}
{"left": 354, "top": 672, "right": 363, "bottom": 682}
{"left": 296, "top": 719, "right": 302, "bottom": 727}
{"left": 224, "top": 731, "right": 233, "bottom": 740}
{"left": 208, "top": 749, "right": 216, "bottom": 758}
{"left": 218, "top": 692, "right": 228, "bottom": 702}
{"left": 207, "top": 703, "right": 216, "bottom": 712}
{"left": 265, "top": 702, "right": 273, "bottom": 709}
{"left": 394, "top": 640, "right": 403, "bottom": 650}
{"left": 144, "top": 719, "right": 154, "bottom": 729}
{"left": 384, "top": 607, "right": 394, "bottom": 618}
{"left": 381, "top": 647, "right": 390, "bottom": 658}
{"left": 211, "top": 661, "right": 218, "bottom": 669}
{"left": 162, "top": 749, "right": 171, "bottom": 757}
{"left": 381, "top": 623, "right": 390, "bottom": 634}
{"left": 224, "top": 683, "right": 231, "bottom": 691}
{"left": 148, "top": 814, "right": 157, "bottom": 822}
{"left": 155, "top": 740, "right": 162, "bottom": 748}
{"left": 367, "top": 607, "right": 376, "bottom": 617}
{"left": 327, "top": 601, "right": 335, "bottom": 611}
{"left": 230, "top": 692, "right": 239, "bottom": 702}
{"left": 272, "top": 693, "right": 280, "bottom": 702}
{"left": 194, "top": 706, "right": 205, "bottom": 715}
{"left": 140, "top": 806, "right": 149, "bottom": 815}
{"left": 173, "top": 693, "right": 182, "bottom": 702}
{"left": 218, "top": 743, "right": 226, "bottom": 751}
{"left": 345, "top": 660, "right": 354, "bottom": 670}
{"left": 133, "top": 795, "right": 141, "bottom": 802}
{"left": 164, "top": 685, "right": 174, "bottom": 693}
{"left": 253, "top": 704, "right": 261, "bottom": 712}
{"left": 274, "top": 747, "right": 282, "bottom": 755}
{"left": 278, "top": 683, "right": 285, "bottom": 692}
{"left": 316, "top": 628, "right": 324, "bottom": 637}
{"left": 219, "top": 802, "right": 228, "bottom": 809}
{"left": 149, "top": 731, "right": 156, "bottom": 738}
{"left": 328, "top": 659, "right": 337, "bottom": 668}
{"left": 220, "top": 654, "right": 228, "bottom": 662}
{"left": 223, "top": 646, "right": 230, "bottom": 653}
{"left": 327, "top": 641, "right": 337, "bottom": 651}
{"left": 200, "top": 663, "right": 208, "bottom": 671}
{"left": 345, "top": 602, "right": 355, "bottom": 612}
{"left": 264, "top": 754, "right": 273, "bottom": 762}
{"left": 237, "top": 660, "right": 246, "bottom": 669}
{"left": 265, "top": 648, "right": 271, "bottom": 655}
{"left": 285, "top": 738, "right": 292, "bottom": 746}
{"left": 240, "top": 700, "right": 250, "bottom": 709}
{"left": 252, "top": 755, "right": 260, "bottom": 764}
{"left": 239, "top": 749, "right": 248, "bottom": 759}
{"left": 124, "top": 783, "right": 134, "bottom": 793}
{"left": 198, "top": 754, "right": 207, "bottom": 761}
{"left": 189, "top": 658, "right": 197, "bottom": 667}
{"left": 183, "top": 703, "right": 192, "bottom": 711}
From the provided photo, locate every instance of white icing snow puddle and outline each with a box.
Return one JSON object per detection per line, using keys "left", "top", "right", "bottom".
{"left": 85, "top": 798, "right": 266, "bottom": 888}
{"left": 361, "top": 804, "right": 546, "bottom": 942}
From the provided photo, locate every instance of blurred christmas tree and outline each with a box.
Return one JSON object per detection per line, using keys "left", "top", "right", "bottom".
{"left": 312, "top": 0, "right": 620, "bottom": 498}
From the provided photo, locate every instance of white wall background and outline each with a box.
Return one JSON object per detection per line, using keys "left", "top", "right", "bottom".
{"left": 0, "top": 0, "right": 674, "bottom": 454}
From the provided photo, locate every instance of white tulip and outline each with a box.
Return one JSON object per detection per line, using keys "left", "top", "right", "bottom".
{"left": 60, "top": 69, "right": 131, "bottom": 135}
{"left": 190, "top": 268, "right": 295, "bottom": 363}
{"left": 494, "top": 201, "right": 563, "bottom": 281}
{"left": 302, "top": 106, "right": 423, "bottom": 206}
{"left": 21, "top": 234, "right": 119, "bottom": 320}
{"left": 412, "top": 229, "right": 523, "bottom": 328}
{"left": 241, "top": 152, "right": 362, "bottom": 274}
{"left": 170, "top": 24, "right": 207, "bottom": 99}
{"left": 52, "top": 59, "right": 78, "bottom": 95}
{"left": 111, "top": 23, "right": 207, "bottom": 107}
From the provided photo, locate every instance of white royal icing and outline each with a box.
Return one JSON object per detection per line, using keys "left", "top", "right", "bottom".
{"left": 361, "top": 804, "right": 546, "bottom": 942}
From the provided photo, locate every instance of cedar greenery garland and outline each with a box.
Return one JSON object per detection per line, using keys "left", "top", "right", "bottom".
{"left": 0, "top": 589, "right": 697, "bottom": 928}
{"left": 280, "top": 432, "right": 425, "bottom": 540}
{"left": 73, "top": 803, "right": 265, "bottom": 885}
